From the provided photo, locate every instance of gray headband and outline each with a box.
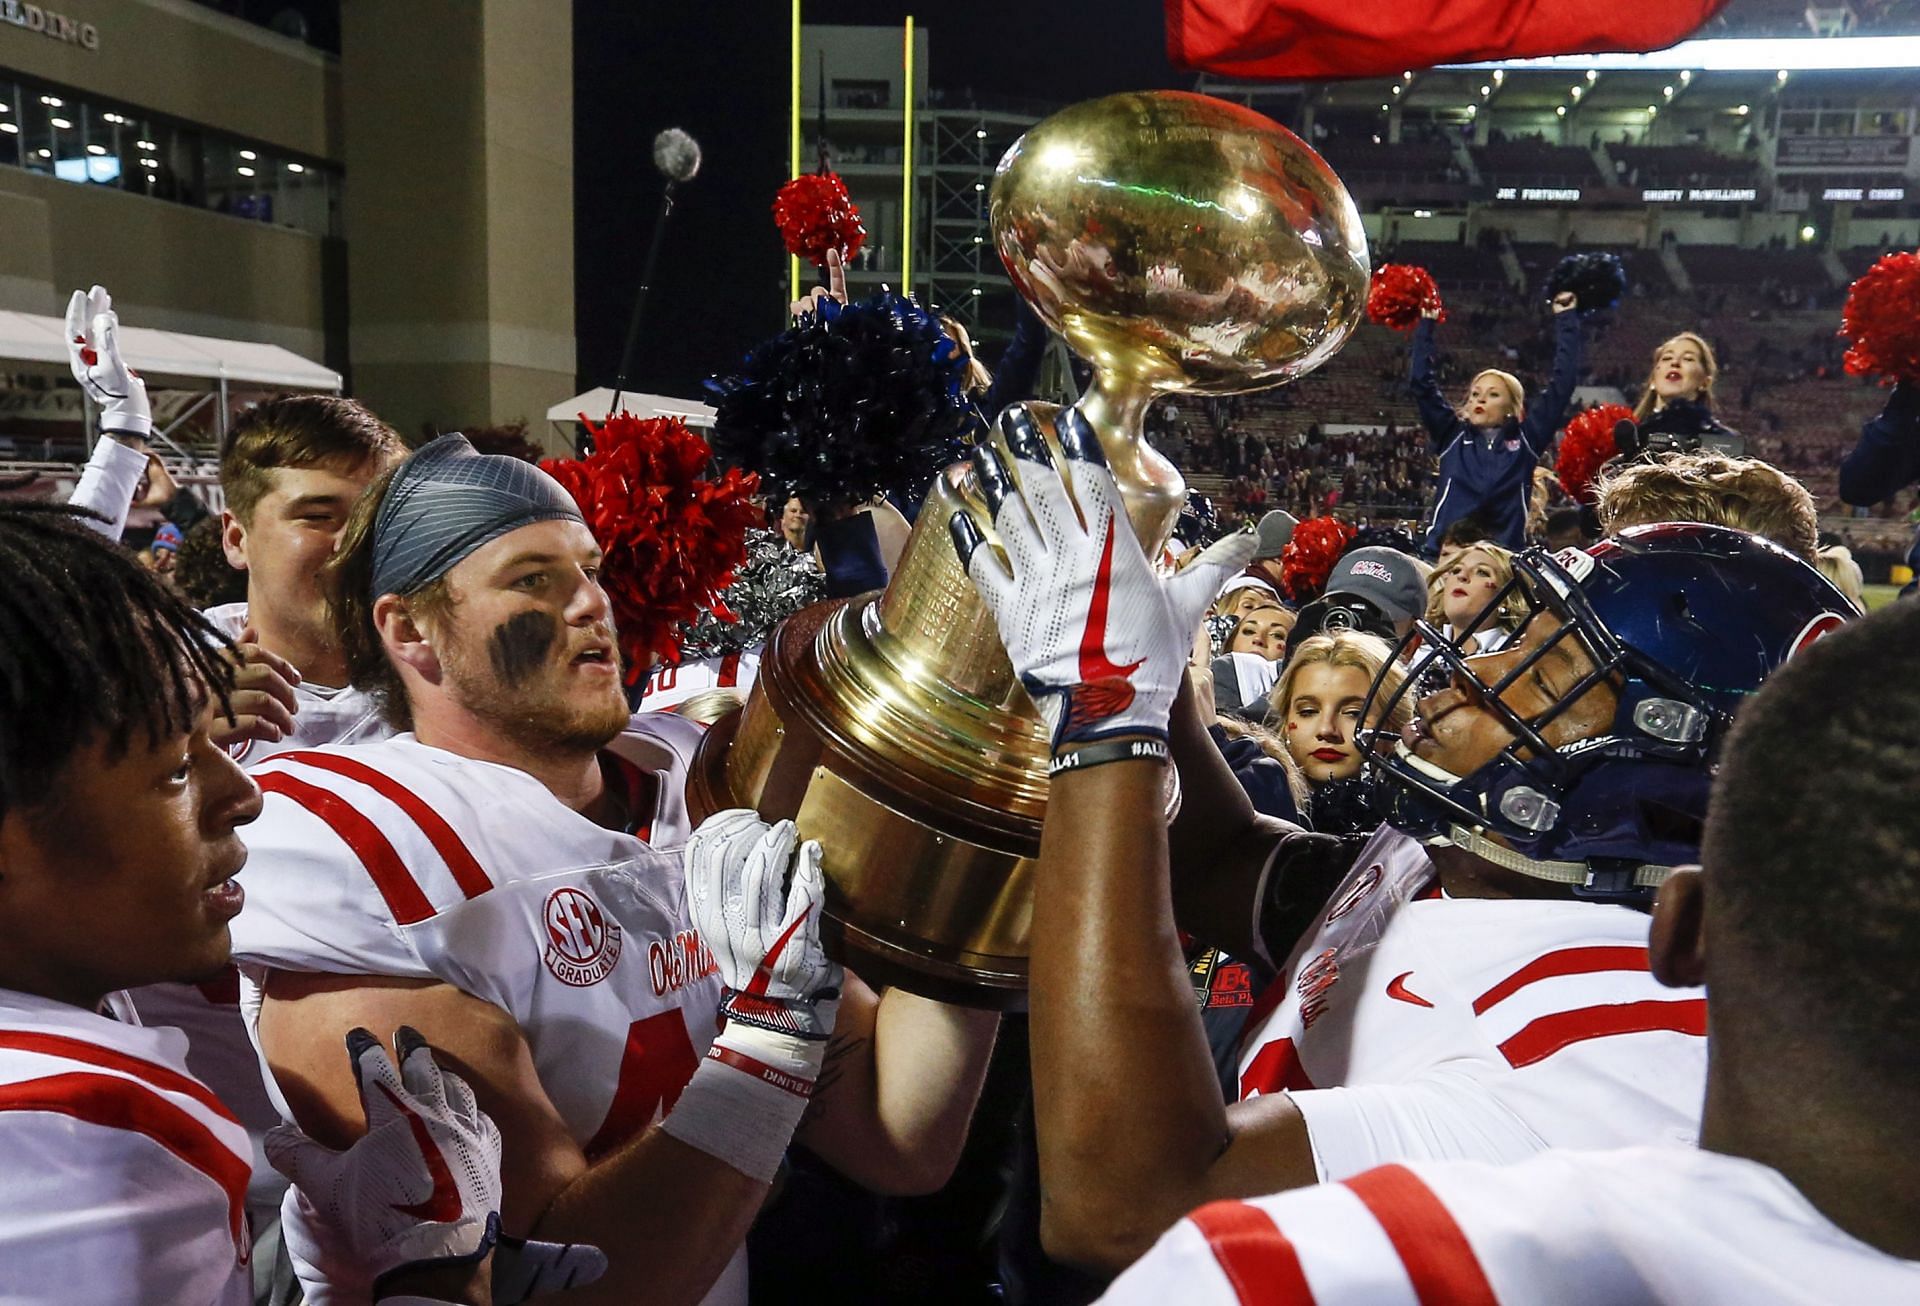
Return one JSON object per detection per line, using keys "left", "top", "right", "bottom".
{"left": 370, "top": 433, "right": 585, "bottom": 598}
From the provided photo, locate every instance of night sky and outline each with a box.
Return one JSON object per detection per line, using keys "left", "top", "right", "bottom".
{"left": 571, "top": 1, "right": 1184, "bottom": 400}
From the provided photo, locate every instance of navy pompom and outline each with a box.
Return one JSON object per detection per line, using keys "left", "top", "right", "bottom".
{"left": 1544, "top": 252, "right": 1627, "bottom": 314}
{"left": 704, "top": 293, "right": 973, "bottom": 507}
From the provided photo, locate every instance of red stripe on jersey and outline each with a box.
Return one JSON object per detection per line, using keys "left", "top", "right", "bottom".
{"left": 1239, "top": 1036, "right": 1316, "bottom": 1100}
{"left": 717, "top": 651, "right": 742, "bottom": 687}
{"left": 0, "top": 1071, "right": 249, "bottom": 1249}
{"left": 1498, "top": 998, "right": 1707, "bottom": 1069}
{"left": 277, "top": 752, "right": 493, "bottom": 901}
{"left": 1472, "top": 945, "right": 1650, "bottom": 1015}
{"left": 0, "top": 1030, "right": 238, "bottom": 1125}
{"left": 258, "top": 771, "right": 435, "bottom": 925}
{"left": 1344, "top": 1164, "right": 1498, "bottom": 1306}
{"left": 1188, "top": 1200, "right": 1316, "bottom": 1305}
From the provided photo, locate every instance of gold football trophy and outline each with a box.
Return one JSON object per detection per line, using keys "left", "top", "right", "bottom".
{"left": 690, "top": 91, "right": 1367, "bottom": 1006}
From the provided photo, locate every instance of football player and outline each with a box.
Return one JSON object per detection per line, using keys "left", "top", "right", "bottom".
{"left": 228, "top": 435, "right": 999, "bottom": 1304}
{"left": 0, "top": 504, "right": 597, "bottom": 1305}
{"left": 1102, "top": 598, "right": 1920, "bottom": 1304}
{"left": 949, "top": 403, "right": 1855, "bottom": 1275}
{"left": 66, "top": 291, "right": 410, "bottom": 1256}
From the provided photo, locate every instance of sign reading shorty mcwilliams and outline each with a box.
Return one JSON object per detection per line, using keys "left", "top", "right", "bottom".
{"left": 0, "top": 1, "right": 100, "bottom": 51}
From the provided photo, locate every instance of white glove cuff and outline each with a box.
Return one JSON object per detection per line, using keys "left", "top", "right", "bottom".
{"left": 659, "top": 1029, "right": 823, "bottom": 1182}
{"left": 100, "top": 408, "right": 153, "bottom": 438}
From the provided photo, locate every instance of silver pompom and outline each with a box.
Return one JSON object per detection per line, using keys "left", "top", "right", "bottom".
{"left": 652, "top": 127, "right": 702, "bottom": 183}
{"left": 678, "top": 529, "right": 824, "bottom": 659}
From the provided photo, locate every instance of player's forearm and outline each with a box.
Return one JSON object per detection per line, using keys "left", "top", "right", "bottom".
{"left": 1030, "top": 756, "right": 1238, "bottom": 1275}
{"left": 798, "top": 981, "right": 999, "bottom": 1195}
{"left": 862, "top": 989, "right": 999, "bottom": 1192}
{"left": 68, "top": 433, "right": 149, "bottom": 541}
{"left": 529, "top": 1129, "right": 766, "bottom": 1306}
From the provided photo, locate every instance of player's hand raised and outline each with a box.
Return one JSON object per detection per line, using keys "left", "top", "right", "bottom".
{"left": 64, "top": 285, "right": 152, "bottom": 439}
{"left": 949, "top": 403, "right": 1257, "bottom": 753}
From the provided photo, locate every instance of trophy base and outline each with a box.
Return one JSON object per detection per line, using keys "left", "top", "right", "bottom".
{"left": 687, "top": 602, "right": 1037, "bottom": 1012}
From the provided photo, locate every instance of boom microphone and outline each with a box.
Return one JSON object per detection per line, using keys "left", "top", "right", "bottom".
{"left": 608, "top": 128, "right": 706, "bottom": 423}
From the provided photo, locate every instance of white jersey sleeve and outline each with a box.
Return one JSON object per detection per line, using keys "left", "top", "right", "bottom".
{"left": 66, "top": 435, "right": 151, "bottom": 541}
{"left": 0, "top": 993, "right": 251, "bottom": 1306}
{"left": 1103, "top": 1148, "right": 1920, "bottom": 1306}
{"left": 229, "top": 762, "right": 436, "bottom": 980}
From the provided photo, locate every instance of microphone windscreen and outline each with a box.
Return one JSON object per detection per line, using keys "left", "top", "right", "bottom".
{"left": 652, "top": 128, "right": 702, "bottom": 183}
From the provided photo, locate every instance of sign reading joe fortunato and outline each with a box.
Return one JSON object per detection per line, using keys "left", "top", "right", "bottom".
{"left": 0, "top": 1, "right": 100, "bottom": 50}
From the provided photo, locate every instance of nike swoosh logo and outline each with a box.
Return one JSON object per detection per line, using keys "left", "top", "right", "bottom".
{"left": 1386, "top": 972, "right": 1433, "bottom": 1008}
{"left": 744, "top": 904, "right": 811, "bottom": 998}
{"left": 1079, "top": 517, "right": 1145, "bottom": 684}
{"left": 377, "top": 1082, "right": 464, "bottom": 1222}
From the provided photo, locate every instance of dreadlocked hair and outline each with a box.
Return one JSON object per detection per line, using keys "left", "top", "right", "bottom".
{"left": 0, "top": 504, "right": 237, "bottom": 820}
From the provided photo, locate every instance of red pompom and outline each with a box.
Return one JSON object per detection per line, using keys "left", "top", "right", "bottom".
{"left": 1840, "top": 251, "right": 1920, "bottom": 385}
{"left": 1556, "top": 403, "right": 1633, "bottom": 506}
{"left": 1366, "top": 264, "right": 1445, "bottom": 331}
{"left": 773, "top": 173, "right": 868, "bottom": 269}
{"left": 1280, "top": 517, "right": 1358, "bottom": 604}
{"left": 541, "top": 416, "right": 762, "bottom": 681}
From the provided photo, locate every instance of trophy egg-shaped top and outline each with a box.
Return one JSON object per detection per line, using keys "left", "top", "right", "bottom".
{"left": 991, "top": 91, "right": 1369, "bottom": 396}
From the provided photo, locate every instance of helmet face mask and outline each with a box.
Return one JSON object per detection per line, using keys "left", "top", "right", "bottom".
{"left": 1360, "top": 525, "right": 1855, "bottom": 900}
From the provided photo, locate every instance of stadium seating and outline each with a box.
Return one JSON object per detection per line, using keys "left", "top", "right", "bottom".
{"left": 1472, "top": 139, "right": 1602, "bottom": 186}
{"left": 1605, "top": 144, "right": 1761, "bottom": 188}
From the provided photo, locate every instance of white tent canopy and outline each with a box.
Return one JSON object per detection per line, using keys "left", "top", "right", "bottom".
{"left": 546, "top": 388, "right": 716, "bottom": 428}
{"left": 0, "top": 309, "right": 341, "bottom": 392}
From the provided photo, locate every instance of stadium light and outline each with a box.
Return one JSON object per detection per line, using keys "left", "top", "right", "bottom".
{"left": 1446, "top": 36, "right": 1920, "bottom": 73}
{"left": 1492, "top": 69, "right": 1505, "bottom": 83}
{"left": 1680, "top": 70, "right": 1693, "bottom": 83}
{"left": 1800, "top": 225, "right": 1817, "bottom": 242}
{"left": 1481, "top": 84, "right": 1492, "bottom": 96}
{"left": 1556, "top": 106, "right": 1566, "bottom": 116}
{"left": 1663, "top": 85, "right": 1675, "bottom": 98}
{"left": 1735, "top": 104, "right": 1751, "bottom": 115}
{"left": 1381, "top": 104, "right": 1391, "bottom": 112}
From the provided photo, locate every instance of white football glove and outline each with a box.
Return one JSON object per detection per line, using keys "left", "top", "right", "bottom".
{"left": 64, "top": 285, "right": 151, "bottom": 438}
{"left": 950, "top": 404, "right": 1258, "bottom": 751}
{"left": 684, "top": 808, "right": 844, "bottom": 1116}
{"left": 266, "top": 1026, "right": 605, "bottom": 1304}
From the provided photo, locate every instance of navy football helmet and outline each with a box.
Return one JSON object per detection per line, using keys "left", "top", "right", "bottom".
{"left": 1362, "top": 523, "right": 1855, "bottom": 900}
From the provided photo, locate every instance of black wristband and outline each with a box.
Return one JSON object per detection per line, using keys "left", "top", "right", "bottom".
{"left": 1048, "top": 737, "right": 1170, "bottom": 776}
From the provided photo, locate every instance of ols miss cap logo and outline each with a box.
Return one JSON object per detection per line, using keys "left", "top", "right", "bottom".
{"left": 543, "top": 887, "right": 624, "bottom": 987}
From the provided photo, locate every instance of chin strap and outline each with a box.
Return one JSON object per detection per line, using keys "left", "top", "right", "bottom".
{"left": 1435, "top": 824, "right": 1674, "bottom": 890}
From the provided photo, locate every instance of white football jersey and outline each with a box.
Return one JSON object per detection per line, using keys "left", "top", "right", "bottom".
{"left": 0, "top": 988, "right": 250, "bottom": 1306}
{"left": 637, "top": 649, "right": 761, "bottom": 712}
{"left": 201, "top": 602, "right": 392, "bottom": 765}
{"left": 1238, "top": 825, "right": 1706, "bottom": 1181}
{"left": 1101, "top": 1146, "right": 1920, "bottom": 1305}
{"left": 227, "top": 712, "right": 738, "bottom": 1305}
{"left": 112, "top": 601, "right": 398, "bottom": 1229}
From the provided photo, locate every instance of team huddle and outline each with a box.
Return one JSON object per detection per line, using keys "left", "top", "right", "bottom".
{"left": 1, "top": 287, "right": 1916, "bottom": 1306}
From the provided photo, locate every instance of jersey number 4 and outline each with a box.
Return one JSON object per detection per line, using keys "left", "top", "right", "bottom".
{"left": 586, "top": 1011, "right": 701, "bottom": 1159}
